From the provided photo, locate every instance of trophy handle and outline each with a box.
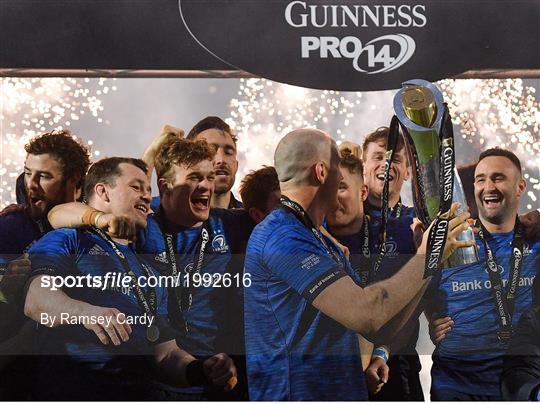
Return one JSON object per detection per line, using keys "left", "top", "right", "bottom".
{"left": 393, "top": 79, "right": 479, "bottom": 267}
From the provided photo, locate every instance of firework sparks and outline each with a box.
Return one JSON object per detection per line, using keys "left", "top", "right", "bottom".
{"left": 0, "top": 77, "right": 116, "bottom": 209}
{"left": 228, "top": 78, "right": 539, "bottom": 210}
{"left": 440, "top": 79, "right": 539, "bottom": 210}
{"left": 228, "top": 78, "right": 375, "bottom": 184}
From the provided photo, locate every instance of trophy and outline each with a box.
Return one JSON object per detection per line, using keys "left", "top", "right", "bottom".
{"left": 392, "top": 79, "right": 478, "bottom": 269}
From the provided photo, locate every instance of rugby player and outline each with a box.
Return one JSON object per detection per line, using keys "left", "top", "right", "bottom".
{"left": 47, "top": 138, "right": 252, "bottom": 400}
{"left": 425, "top": 148, "right": 540, "bottom": 400}
{"left": 359, "top": 127, "right": 424, "bottom": 400}
{"left": 0, "top": 130, "right": 90, "bottom": 399}
{"left": 243, "top": 128, "right": 472, "bottom": 400}
{"left": 186, "top": 116, "right": 243, "bottom": 209}
{"left": 239, "top": 166, "right": 281, "bottom": 224}
{"left": 24, "top": 157, "right": 235, "bottom": 399}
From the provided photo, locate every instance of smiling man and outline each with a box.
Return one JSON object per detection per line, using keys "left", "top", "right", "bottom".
{"left": 362, "top": 127, "right": 413, "bottom": 223}
{"left": 48, "top": 138, "right": 253, "bottom": 400}
{"left": 186, "top": 116, "right": 243, "bottom": 209}
{"left": 0, "top": 130, "right": 90, "bottom": 399}
{"left": 0, "top": 131, "right": 90, "bottom": 278}
{"left": 425, "top": 148, "right": 540, "bottom": 400}
{"left": 360, "top": 127, "right": 424, "bottom": 401}
{"left": 243, "top": 128, "right": 472, "bottom": 401}
{"left": 25, "top": 157, "right": 236, "bottom": 400}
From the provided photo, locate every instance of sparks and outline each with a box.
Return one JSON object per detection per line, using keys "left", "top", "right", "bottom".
{"left": 0, "top": 77, "right": 116, "bottom": 209}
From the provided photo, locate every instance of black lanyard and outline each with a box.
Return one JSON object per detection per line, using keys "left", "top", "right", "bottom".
{"left": 476, "top": 217, "right": 525, "bottom": 341}
{"left": 371, "top": 115, "right": 404, "bottom": 277}
{"left": 35, "top": 219, "right": 46, "bottom": 235}
{"left": 392, "top": 201, "right": 403, "bottom": 220}
{"left": 155, "top": 209, "right": 210, "bottom": 315}
{"left": 88, "top": 227, "right": 160, "bottom": 342}
{"left": 360, "top": 215, "right": 370, "bottom": 261}
{"left": 423, "top": 105, "right": 455, "bottom": 278}
{"left": 357, "top": 215, "right": 372, "bottom": 286}
{"left": 280, "top": 196, "right": 344, "bottom": 269}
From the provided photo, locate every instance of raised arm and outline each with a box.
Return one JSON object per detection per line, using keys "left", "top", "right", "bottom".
{"left": 142, "top": 125, "right": 184, "bottom": 181}
{"left": 48, "top": 202, "right": 137, "bottom": 240}
{"left": 312, "top": 205, "right": 472, "bottom": 339}
{"left": 48, "top": 202, "right": 95, "bottom": 229}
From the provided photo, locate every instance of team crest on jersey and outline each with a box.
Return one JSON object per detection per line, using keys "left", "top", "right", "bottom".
{"left": 88, "top": 244, "right": 110, "bottom": 256}
{"left": 154, "top": 251, "right": 168, "bottom": 264}
{"left": 211, "top": 234, "right": 229, "bottom": 253}
{"left": 384, "top": 240, "right": 399, "bottom": 257}
{"left": 385, "top": 241, "right": 398, "bottom": 253}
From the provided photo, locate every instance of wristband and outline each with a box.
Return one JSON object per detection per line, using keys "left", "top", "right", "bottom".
{"left": 372, "top": 347, "right": 389, "bottom": 363}
{"left": 93, "top": 211, "right": 105, "bottom": 227}
{"left": 82, "top": 207, "right": 101, "bottom": 226}
{"left": 185, "top": 360, "right": 210, "bottom": 386}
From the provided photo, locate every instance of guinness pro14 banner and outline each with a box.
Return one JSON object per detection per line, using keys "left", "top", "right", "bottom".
{"left": 1, "top": 0, "right": 538, "bottom": 91}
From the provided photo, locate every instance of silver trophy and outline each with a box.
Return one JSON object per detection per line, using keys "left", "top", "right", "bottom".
{"left": 393, "top": 79, "right": 478, "bottom": 267}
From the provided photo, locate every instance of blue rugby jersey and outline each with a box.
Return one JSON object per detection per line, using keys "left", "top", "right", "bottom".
{"left": 244, "top": 207, "right": 368, "bottom": 401}
{"left": 0, "top": 209, "right": 50, "bottom": 271}
{"left": 28, "top": 228, "right": 170, "bottom": 356}
{"left": 331, "top": 219, "right": 375, "bottom": 288}
{"left": 136, "top": 208, "right": 252, "bottom": 357}
{"left": 365, "top": 203, "right": 420, "bottom": 354}
{"left": 427, "top": 230, "right": 540, "bottom": 397}
{"left": 329, "top": 203, "right": 417, "bottom": 287}
{"left": 27, "top": 227, "right": 171, "bottom": 397}
{"left": 367, "top": 203, "right": 417, "bottom": 279}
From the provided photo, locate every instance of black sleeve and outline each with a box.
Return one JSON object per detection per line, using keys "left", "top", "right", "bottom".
{"left": 502, "top": 305, "right": 540, "bottom": 401}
